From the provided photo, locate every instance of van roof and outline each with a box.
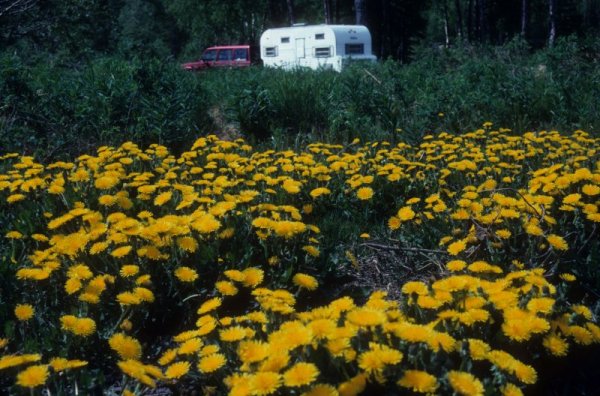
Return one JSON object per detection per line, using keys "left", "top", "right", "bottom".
{"left": 204, "top": 45, "right": 250, "bottom": 50}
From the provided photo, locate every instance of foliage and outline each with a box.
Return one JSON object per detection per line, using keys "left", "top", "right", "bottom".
{"left": 0, "top": 126, "right": 599, "bottom": 393}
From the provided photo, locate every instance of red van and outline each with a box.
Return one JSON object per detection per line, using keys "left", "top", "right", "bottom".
{"left": 181, "top": 45, "right": 251, "bottom": 70}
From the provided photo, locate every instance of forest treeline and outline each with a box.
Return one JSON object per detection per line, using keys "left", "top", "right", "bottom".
{"left": 1, "top": 0, "right": 600, "bottom": 62}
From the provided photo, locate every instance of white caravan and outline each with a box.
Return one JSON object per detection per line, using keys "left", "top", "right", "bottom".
{"left": 260, "top": 24, "right": 377, "bottom": 72}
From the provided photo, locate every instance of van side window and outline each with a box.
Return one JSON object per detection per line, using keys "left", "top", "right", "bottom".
{"left": 265, "top": 47, "right": 278, "bottom": 57}
{"left": 217, "top": 49, "right": 232, "bottom": 61}
{"left": 314, "top": 47, "right": 331, "bottom": 57}
{"left": 345, "top": 44, "right": 364, "bottom": 55}
{"left": 315, "top": 33, "right": 325, "bottom": 40}
{"left": 281, "top": 37, "right": 290, "bottom": 43}
{"left": 233, "top": 48, "right": 248, "bottom": 61}
{"left": 202, "top": 49, "right": 217, "bottom": 61}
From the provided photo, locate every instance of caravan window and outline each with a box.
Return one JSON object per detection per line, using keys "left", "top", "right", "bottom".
{"left": 315, "top": 33, "right": 325, "bottom": 40}
{"left": 265, "top": 47, "right": 278, "bottom": 57}
{"left": 345, "top": 44, "right": 364, "bottom": 55}
{"left": 281, "top": 37, "right": 290, "bottom": 43}
{"left": 315, "top": 47, "right": 331, "bottom": 57}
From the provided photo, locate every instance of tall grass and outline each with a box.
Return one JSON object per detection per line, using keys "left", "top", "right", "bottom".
{"left": 1, "top": 37, "right": 599, "bottom": 159}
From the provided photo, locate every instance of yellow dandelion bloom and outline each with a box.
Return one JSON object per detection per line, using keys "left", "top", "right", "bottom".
{"left": 16, "top": 364, "right": 49, "bottom": 388}
{"left": 49, "top": 358, "right": 88, "bottom": 372}
{"left": 71, "top": 317, "right": 96, "bottom": 336}
{"left": 446, "top": 260, "right": 467, "bottom": 271}
{"left": 216, "top": 280, "right": 238, "bottom": 296}
{"left": 120, "top": 265, "right": 140, "bottom": 277}
{"left": 154, "top": 191, "right": 173, "bottom": 206}
{"left": 249, "top": 371, "right": 281, "bottom": 395}
{"left": 176, "top": 236, "right": 198, "bottom": 252}
{"left": 546, "top": 234, "right": 568, "bottom": 250}
{"left": 174, "top": 266, "right": 199, "bottom": 282}
{"left": 301, "top": 384, "right": 338, "bottom": 396}
{"left": 397, "top": 370, "right": 438, "bottom": 393}
{"left": 165, "top": 361, "right": 190, "bottom": 379}
{"left": 447, "top": 240, "right": 467, "bottom": 256}
{"left": 111, "top": 245, "right": 132, "bottom": 258}
{"left": 242, "top": 267, "right": 264, "bottom": 288}
{"left": 356, "top": 187, "right": 373, "bottom": 200}
{"left": 501, "top": 383, "right": 524, "bottom": 396}
{"left": 447, "top": 371, "right": 484, "bottom": 396}
{"left": 397, "top": 206, "right": 416, "bottom": 221}
{"left": 283, "top": 362, "right": 320, "bottom": 387}
{"left": 220, "top": 326, "right": 249, "bottom": 342}
{"left": 543, "top": 333, "right": 569, "bottom": 356}
{"left": 109, "top": 333, "right": 142, "bottom": 360}
{"left": 238, "top": 340, "right": 269, "bottom": 364}
{"left": 582, "top": 184, "right": 600, "bottom": 196}
{"left": 388, "top": 216, "right": 401, "bottom": 230}
{"left": 14, "top": 304, "right": 34, "bottom": 321}
{"left": 198, "top": 353, "right": 226, "bottom": 373}
{"left": 198, "top": 297, "right": 222, "bottom": 314}
{"left": 346, "top": 307, "right": 386, "bottom": 327}
{"left": 293, "top": 273, "right": 319, "bottom": 290}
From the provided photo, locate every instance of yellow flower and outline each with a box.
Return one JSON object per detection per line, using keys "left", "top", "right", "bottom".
{"left": 546, "top": 234, "right": 568, "bottom": 250}
{"left": 220, "top": 326, "right": 249, "bottom": 342}
{"left": 154, "top": 191, "right": 173, "bottom": 206}
{"left": 109, "top": 333, "right": 142, "bottom": 360}
{"left": 543, "top": 333, "right": 569, "bottom": 356}
{"left": 0, "top": 354, "right": 41, "bottom": 370}
{"left": 237, "top": 340, "right": 269, "bottom": 364}
{"left": 446, "top": 371, "right": 484, "bottom": 396}
{"left": 301, "top": 384, "right": 338, "bottom": 396}
{"left": 71, "top": 317, "right": 96, "bottom": 336}
{"left": 165, "top": 361, "right": 190, "bottom": 379}
{"left": 446, "top": 260, "right": 467, "bottom": 271}
{"left": 197, "top": 297, "right": 222, "bottom": 314}
{"left": 302, "top": 245, "right": 320, "bottom": 257}
{"left": 582, "top": 184, "right": 600, "bottom": 196}
{"left": 293, "top": 273, "right": 319, "bottom": 290}
{"left": 388, "top": 216, "right": 401, "bottom": 230}
{"left": 397, "top": 370, "right": 438, "bottom": 393}
{"left": 177, "top": 236, "right": 198, "bottom": 252}
{"left": 401, "top": 281, "right": 428, "bottom": 296}
{"left": 14, "top": 304, "right": 34, "bottom": 321}
{"left": 397, "top": 206, "right": 416, "bottom": 221}
{"left": 49, "top": 358, "right": 88, "bottom": 372}
{"left": 120, "top": 265, "right": 140, "bottom": 277}
{"left": 346, "top": 307, "right": 386, "bottom": 327}
{"left": 447, "top": 240, "right": 467, "bottom": 256}
{"left": 242, "top": 267, "right": 264, "bottom": 288}
{"left": 198, "top": 353, "right": 226, "bottom": 373}
{"left": 111, "top": 245, "right": 132, "bottom": 258}
{"left": 174, "top": 266, "right": 199, "bottom": 282}
{"left": 178, "top": 337, "right": 203, "bottom": 355}
{"left": 216, "top": 280, "right": 238, "bottom": 296}
{"left": 5, "top": 231, "right": 23, "bottom": 239}
{"left": 249, "top": 371, "right": 281, "bottom": 395}
{"left": 501, "top": 383, "right": 524, "bottom": 396}
{"left": 356, "top": 187, "right": 373, "bottom": 200}
{"left": 283, "top": 362, "right": 319, "bottom": 387}
{"left": 310, "top": 187, "right": 331, "bottom": 198}
{"left": 16, "top": 364, "right": 49, "bottom": 388}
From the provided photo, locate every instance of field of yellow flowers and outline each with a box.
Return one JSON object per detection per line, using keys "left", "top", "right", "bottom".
{"left": 1, "top": 125, "right": 599, "bottom": 395}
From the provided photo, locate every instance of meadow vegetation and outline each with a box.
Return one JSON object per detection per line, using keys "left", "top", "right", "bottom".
{"left": 1, "top": 123, "right": 599, "bottom": 394}
{"left": 2, "top": 37, "right": 600, "bottom": 161}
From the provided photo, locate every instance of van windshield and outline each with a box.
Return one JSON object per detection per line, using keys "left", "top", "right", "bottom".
{"left": 202, "top": 49, "right": 217, "bottom": 61}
